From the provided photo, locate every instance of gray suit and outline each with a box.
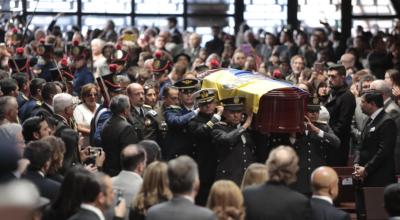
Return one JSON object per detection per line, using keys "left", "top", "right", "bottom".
{"left": 112, "top": 170, "right": 142, "bottom": 220}
{"left": 146, "top": 196, "right": 217, "bottom": 220}
{"left": 384, "top": 98, "right": 400, "bottom": 174}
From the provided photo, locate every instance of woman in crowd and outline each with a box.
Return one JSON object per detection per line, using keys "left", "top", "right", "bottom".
{"left": 207, "top": 180, "right": 245, "bottom": 220}
{"left": 240, "top": 163, "right": 268, "bottom": 190}
{"left": 42, "top": 136, "right": 66, "bottom": 183}
{"left": 43, "top": 166, "right": 92, "bottom": 220}
{"left": 73, "top": 83, "right": 99, "bottom": 147}
{"left": 130, "top": 161, "right": 172, "bottom": 220}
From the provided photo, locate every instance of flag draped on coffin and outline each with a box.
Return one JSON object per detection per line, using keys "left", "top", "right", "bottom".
{"left": 201, "top": 68, "right": 296, "bottom": 113}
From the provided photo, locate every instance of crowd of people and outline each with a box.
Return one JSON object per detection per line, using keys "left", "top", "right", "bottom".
{"left": 0, "top": 14, "right": 400, "bottom": 220}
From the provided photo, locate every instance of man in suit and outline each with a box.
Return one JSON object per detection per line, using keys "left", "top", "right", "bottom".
{"left": 211, "top": 96, "right": 257, "bottom": 186}
{"left": 325, "top": 64, "right": 356, "bottom": 166}
{"left": 112, "top": 144, "right": 146, "bottom": 219}
{"left": 68, "top": 172, "right": 126, "bottom": 220}
{"left": 22, "top": 140, "right": 60, "bottom": 202}
{"left": 310, "top": 166, "right": 351, "bottom": 220}
{"left": 353, "top": 91, "right": 397, "bottom": 220}
{"left": 147, "top": 156, "right": 217, "bottom": 220}
{"left": 18, "top": 78, "right": 46, "bottom": 122}
{"left": 243, "top": 146, "right": 311, "bottom": 220}
{"left": 370, "top": 79, "right": 400, "bottom": 175}
{"left": 188, "top": 88, "right": 223, "bottom": 205}
{"left": 384, "top": 183, "right": 400, "bottom": 220}
{"left": 101, "top": 94, "right": 138, "bottom": 177}
{"left": 0, "top": 96, "right": 19, "bottom": 125}
{"left": 52, "top": 93, "right": 78, "bottom": 134}
{"left": 22, "top": 116, "right": 52, "bottom": 142}
{"left": 127, "top": 83, "right": 159, "bottom": 141}
{"left": 31, "top": 82, "right": 61, "bottom": 120}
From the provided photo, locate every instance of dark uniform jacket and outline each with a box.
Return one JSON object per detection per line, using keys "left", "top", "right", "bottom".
{"left": 101, "top": 115, "right": 138, "bottom": 176}
{"left": 188, "top": 112, "right": 219, "bottom": 205}
{"left": 268, "top": 123, "right": 340, "bottom": 195}
{"left": 310, "top": 197, "right": 351, "bottom": 220}
{"left": 22, "top": 170, "right": 60, "bottom": 202}
{"left": 243, "top": 181, "right": 311, "bottom": 220}
{"left": 130, "top": 105, "right": 159, "bottom": 142}
{"left": 325, "top": 85, "right": 356, "bottom": 166}
{"left": 354, "top": 110, "right": 397, "bottom": 186}
{"left": 211, "top": 122, "right": 257, "bottom": 185}
{"left": 163, "top": 105, "right": 196, "bottom": 160}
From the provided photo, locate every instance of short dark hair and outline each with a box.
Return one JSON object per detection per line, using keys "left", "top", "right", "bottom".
{"left": 0, "top": 78, "right": 18, "bottom": 96}
{"left": 81, "top": 172, "right": 108, "bottom": 203}
{"left": 30, "top": 78, "right": 46, "bottom": 96}
{"left": 121, "top": 145, "right": 146, "bottom": 171}
{"left": 138, "top": 140, "right": 161, "bottom": 166}
{"left": 12, "top": 75, "right": 28, "bottom": 91}
{"left": 24, "top": 140, "right": 52, "bottom": 171}
{"left": 22, "top": 116, "right": 46, "bottom": 142}
{"left": 384, "top": 183, "right": 400, "bottom": 216}
{"left": 167, "top": 156, "right": 198, "bottom": 194}
{"left": 163, "top": 86, "right": 178, "bottom": 99}
{"left": 42, "top": 82, "right": 60, "bottom": 102}
{"left": 362, "top": 91, "right": 384, "bottom": 108}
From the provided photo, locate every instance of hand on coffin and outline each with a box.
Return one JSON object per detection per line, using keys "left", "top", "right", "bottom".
{"left": 216, "top": 105, "right": 224, "bottom": 115}
{"left": 304, "top": 116, "right": 320, "bottom": 134}
{"left": 243, "top": 112, "right": 253, "bottom": 129}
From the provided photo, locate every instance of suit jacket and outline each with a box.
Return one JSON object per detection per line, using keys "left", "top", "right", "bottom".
{"left": 354, "top": 110, "right": 397, "bottom": 186}
{"left": 325, "top": 85, "right": 356, "bottom": 166}
{"left": 67, "top": 208, "right": 101, "bottom": 220}
{"left": 243, "top": 181, "right": 311, "bottom": 220}
{"left": 310, "top": 197, "right": 350, "bottom": 220}
{"left": 101, "top": 115, "right": 138, "bottom": 176}
{"left": 112, "top": 170, "right": 143, "bottom": 218}
{"left": 384, "top": 98, "right": 400, "bottom": 174}
{"left": 22, "top": 170, "right": 60, "bottom": 202}
{"left": 146, "top": 196, "right": 217, "bottom": 220}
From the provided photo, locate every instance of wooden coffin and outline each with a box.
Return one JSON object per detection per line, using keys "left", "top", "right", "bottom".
{"left": 201, "top": 69, "right": 308, "bottom": 133}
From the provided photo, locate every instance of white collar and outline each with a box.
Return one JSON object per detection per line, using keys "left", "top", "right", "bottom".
{"left": 81, "top": 203, "right": 105, "bottom": 220}
{"left": 119, "top": 170, "right": 142, "bottom": 180}
{"left": 38, "top": 171, "right": 45, "bottom": 178}
{"left": 388, "top": 217, "right": 400, "bottom": 220}
{"left": 384, "top": 97, "right": 391, "bottom": 105}
{"left": 182, "top": 195, "right": 194, "bottom": 203}
{"left": 312, "top": 195, "right": 333, "bottom": 204}
{"left": 370, "top": 107, "right": 384, "bottom": 120}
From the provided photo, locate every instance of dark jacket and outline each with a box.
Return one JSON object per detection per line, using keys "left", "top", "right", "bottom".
{"left": 243, "top": 181, "right": 311, "bottom": 220}
{"left": 211, "top": 122, "right": 257, "bottom": 186}
{"left": 267, "top": 124, "right": 340, "bottom": 195}
{"left": 22, "top": 170, "right": 60, "bottom": 202}
{"left": 129, "top": 105, "right": 159, "bottom": 142}
{"left": 101, "top": 115, "right": 138, "bottom": 176}
{"left": 325, "top": 85, "right": 356, "bottom": 166}
{"left": 188, "top": 112, "right": 219, "bottom": 205}
{"left": 67, "top": 208, "right": 100, "bottom": 220}
{"left": 310, "top": 197, "right": 351, "bottom": 220}
{"left": 163, "top": 105, "right": 196, "bottom": 160}
{"left": 354, "top": 110, "right": 397, "bottom": 186}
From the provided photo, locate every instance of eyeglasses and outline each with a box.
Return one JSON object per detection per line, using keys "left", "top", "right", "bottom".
{"left": 86, "top": 93, "right": 98, "bottom": 97}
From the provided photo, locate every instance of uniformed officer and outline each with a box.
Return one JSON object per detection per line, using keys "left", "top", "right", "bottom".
{"left": 126, "top": 83, "right": 159, "bottom": 142}
{"left": 188, "top": 88, "right": 223, "bottom": 205}
{"left": 163, "top": 78, "right": 199, "bottom": 160}
{"left": 268, "top": 95, "right": 341, "bottom": 195}
{"left": 211, "top": 96, "right": 257, "bottom": 186}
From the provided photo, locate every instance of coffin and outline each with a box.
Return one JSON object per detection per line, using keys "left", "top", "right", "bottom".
{"left": 201, "top": 69, "right": 308, "bottom": 133}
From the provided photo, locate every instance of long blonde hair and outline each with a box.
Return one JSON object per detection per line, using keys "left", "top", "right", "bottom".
{"left": 240, "top": 163, "right": 268, "bottom": 190}
{"left": 207, "top": 180, "right": 245, "bottom": 220}
{"left": 132, "top": 161, "right": 172, "bottom": 215}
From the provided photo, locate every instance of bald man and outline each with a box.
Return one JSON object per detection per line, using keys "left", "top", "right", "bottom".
{"left": 127, "top": 83, "right": 159, "bottom": 141}
{"left": 112, "top": 145, "right": 146, "bottom": 217}
{"left": 310, "top": 166, "right": 350, "bottom": 220}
